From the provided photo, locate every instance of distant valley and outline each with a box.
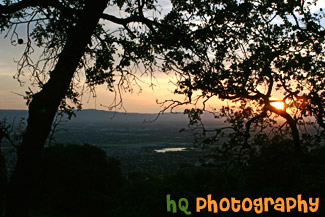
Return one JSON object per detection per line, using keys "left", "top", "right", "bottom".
{"left": 0, "top": 109, "right": 224, "bottom": 174}
{"left": 0, "top": 109, "right": 224, "bottom": 147}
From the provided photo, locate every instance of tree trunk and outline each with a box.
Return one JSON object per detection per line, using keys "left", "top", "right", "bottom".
{"left": 5, "top": 1, "right": 109, "bottom": 216}
{"left": 0, "top": 136, "right": 7, "bottom": 217}
{"left": 265, "top": 105, "right": 302, "bottom": 156}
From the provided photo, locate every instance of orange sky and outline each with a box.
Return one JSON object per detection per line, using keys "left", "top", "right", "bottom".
{"left": 0, "top": 37, "right": 206, "bottom": 113}
{"left": 0, "top": 63, "right": 188, "bottom": 113}
{"left": 2, "top": 0, "right": 322, "bottom": 113}
{"left": 0, "top": 38, "right": 294, "bottom": 114}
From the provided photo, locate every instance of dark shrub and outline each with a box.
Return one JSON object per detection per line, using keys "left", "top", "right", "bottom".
{"left": 34, "top": 144, "right": 123, "bottom": 217}
{"left": 0, "top": 152, "right": 7, "bottom": 217}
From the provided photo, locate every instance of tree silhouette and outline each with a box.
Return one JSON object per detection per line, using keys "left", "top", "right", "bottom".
{"left": 0, "top": 0, "right": 169, "bottom": 216}
{"left": 157, "top": 0, "right": 324, "bottom": 156}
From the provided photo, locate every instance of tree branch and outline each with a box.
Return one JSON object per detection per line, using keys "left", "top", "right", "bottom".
{"left": 100, "top": 13, "right": 160, "bottom": 37}
{"left": 244, "top": 111, "right": 267, "bottom": 147}
{"left": 0, "top": 0, "right": 79, "bottom": 16}
{"left": 265, "top": 104, "right": 301, "bottom": 155}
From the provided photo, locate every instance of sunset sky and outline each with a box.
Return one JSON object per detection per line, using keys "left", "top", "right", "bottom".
{"left": 1, "top": 0, "right": 323, "bottom": 113}
{"left": 0, "top": 35, "right": 200, "bottom": 113}
{"left": 0, "top": 46, "right": 180, "bottom": 114}
{"left": 0, "top": 0, "right": 192, "bottom": 113}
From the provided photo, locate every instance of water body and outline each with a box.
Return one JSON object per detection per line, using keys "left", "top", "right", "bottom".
{"left": 155, "top": 147, "right": 187, "bottom": 153}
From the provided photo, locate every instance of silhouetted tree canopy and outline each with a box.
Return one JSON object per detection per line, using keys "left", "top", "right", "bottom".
{"left": 0, "top": 0, "right": 172, "bottom": 216}
{"left": 156, "top": 0, "right": 324, "bottom": 155}
{"left": 0, "top": 0, "right": 167, "bottom": 111}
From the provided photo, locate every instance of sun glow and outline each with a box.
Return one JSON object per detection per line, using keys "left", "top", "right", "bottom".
{"left": 270, "top": 100, "right": 285, "bottom": 110}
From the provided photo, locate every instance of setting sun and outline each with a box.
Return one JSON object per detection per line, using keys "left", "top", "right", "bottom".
{"left": 270, "top": 101, "right": 285, "bottom": 110}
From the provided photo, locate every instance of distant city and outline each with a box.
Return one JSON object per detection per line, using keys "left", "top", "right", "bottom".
{"left": 0, "top": 109, "right": 224, "bottom": 174}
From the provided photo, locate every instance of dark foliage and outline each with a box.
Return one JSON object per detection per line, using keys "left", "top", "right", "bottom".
{"left": 32, "top": 144, "right": 123, "bottom": 217}
{"left": 0, "top": 153, "right": 7, "bottom": 217}
{"left": 110, "top": 146, "right": 325, "bottom": 217}
{"left": 22, "top": 143, "right": 325, "bottom": 217}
